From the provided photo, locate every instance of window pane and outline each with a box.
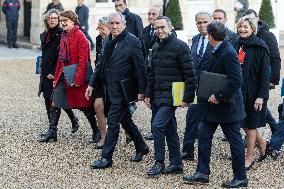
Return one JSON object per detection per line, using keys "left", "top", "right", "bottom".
{"left": 96, "top": 0, "right": 108, "bottom": 2}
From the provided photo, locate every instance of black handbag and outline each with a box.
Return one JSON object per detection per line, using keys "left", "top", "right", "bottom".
{"left": 197, "top": 71, "right": 235, "bottom": 103}
{"left": 63, "top": 60, "right": 93, "bottom": 86}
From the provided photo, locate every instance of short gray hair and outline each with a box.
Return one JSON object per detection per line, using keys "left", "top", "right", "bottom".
{"left": 156, "top": 16, "right": 172, "bottom": 27}
{"left": 108, "top": 12, "right": 126, "bottom": 24}
{"left": 98, "top": 16, "right": 109, "bottom": 26}
{"left": 195, "top": 11, "right": 212, "bottom": 22}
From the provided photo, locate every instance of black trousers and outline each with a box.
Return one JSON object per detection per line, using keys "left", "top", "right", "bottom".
{"left": 196, "top": 120, "right": 247, "bottom": 180}
{"left": 83, "top": 31, "right": 95, "bottom": 50}
{"left": 101, "top": 103, "right": 147, "bottom": 159}
{"left": 6, "top": 18, "right": 18, "bottom": 44}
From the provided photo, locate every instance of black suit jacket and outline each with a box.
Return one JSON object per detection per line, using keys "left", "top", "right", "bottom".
{"left": 142, "top": 24, "right": 158, "bottom": 68}
{"left": 202, "top": 40, "right": 246, "bottom": 123}
{"left": 89, "top": 32, "right": 146, "bottom": 105}
{"left": 191, "top": 34, "right": 214, "bottom": 74}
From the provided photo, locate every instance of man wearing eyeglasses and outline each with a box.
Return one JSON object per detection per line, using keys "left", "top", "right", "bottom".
{"left": 145, "top": 16, "right": 196, "bottom": 176}
{"left": 114, "top": 0, "right": 143, "bottom": 41}
{"left": 181, "top": 11, "right": 213, "bottom": 162}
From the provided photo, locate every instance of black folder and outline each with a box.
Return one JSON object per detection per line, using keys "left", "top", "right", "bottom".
{"left": 197, "top": 71, "right": 235, "bottom": 103}
{"left": 120, "top": 75, "right": 139, "bottom": 103}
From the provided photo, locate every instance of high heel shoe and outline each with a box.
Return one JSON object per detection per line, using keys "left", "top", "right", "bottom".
{"left": 257, "top": 154, "right": 267, "bottom": 162}
{"left": 245, "top": 161, "right": 254, "bottom": 171}
{"left": 94, "top": 143, "right": 104, "bottom": 149}
{"left": 257, "top": 141, "right": 268, "bottom": 162}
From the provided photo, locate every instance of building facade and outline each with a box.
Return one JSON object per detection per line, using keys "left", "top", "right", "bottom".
{"left": 0, "top": 0, "right": 283, "bottom": 45}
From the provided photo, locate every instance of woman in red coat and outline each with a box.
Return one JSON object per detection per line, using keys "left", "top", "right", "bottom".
{"left": 38, "top": 10, "right": 100, "bottom": 143}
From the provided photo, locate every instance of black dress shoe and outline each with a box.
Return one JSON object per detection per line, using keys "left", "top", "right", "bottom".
{"left": 181, "top": 152, "right": 194, "bottom": 161}
{"left": 147, "top": 161, "right": 165, "bottom": 176}
{"left": 90, "top": 158, "right": 112, "bottom": 169}
{"left": 144, "top": 132, "right": 154, "bottom": 140}
{"left": 130, "top": 146, "right": 149, "bottom": 162}
{"left": 125, "top": 135, "right": 132, "bottom": 145}
{"left": 183, "top": 172, "right": 209, "bottom": 184}
{"left": 162, "top": 164, "right": 183, "bottom": 174}
{"left": 222, "top": 179, "right": 248, "bottom": 188}
{"left": 13, "top": 43, "right": 19, "bottom": 48}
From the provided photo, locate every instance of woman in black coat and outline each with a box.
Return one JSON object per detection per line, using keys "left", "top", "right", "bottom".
{"left": 237, "top": 17, "right": 270, "bottom": 170}
{"left": 38, "top": 9, "right": 79, "bottom": 134}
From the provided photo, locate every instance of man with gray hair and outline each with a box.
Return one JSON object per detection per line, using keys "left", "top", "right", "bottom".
{"left": 182, "top": 11, "right": 213, "bottom": 161}
{"left": 145, "top": 16, "right": 196, "bottom": 176}
{"left": 86, "top": 12, "right": 149, "bottom": 169}
{"left": 143, "top": 5, "right": 162, "bottom": 141}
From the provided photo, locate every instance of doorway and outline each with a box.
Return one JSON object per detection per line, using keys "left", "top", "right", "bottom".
{"left": 24, "top": 0, "right": 32, "bottom": 37}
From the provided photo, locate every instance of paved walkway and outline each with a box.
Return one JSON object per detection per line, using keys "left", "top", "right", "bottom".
{"left": 0, "top": 44, "right": 41, "bottom": 61}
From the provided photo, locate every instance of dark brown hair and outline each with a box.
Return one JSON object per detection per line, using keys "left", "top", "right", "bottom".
{"left": 60, "top": 10, "right": 79, "bottom": 25}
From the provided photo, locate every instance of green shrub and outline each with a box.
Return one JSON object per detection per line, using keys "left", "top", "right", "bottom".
{"left": 259, "top": 0, "right": 275, "bottom": 28}
{"left": 165, "top": 0, "right": 183, "bottom": 30}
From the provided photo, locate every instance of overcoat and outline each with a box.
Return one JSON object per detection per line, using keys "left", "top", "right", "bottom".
{"left": 53, "top": 26, "right": 93, "bottom": 108}
{"left": 39, "top": 26, "right": 62, "bottom": 99}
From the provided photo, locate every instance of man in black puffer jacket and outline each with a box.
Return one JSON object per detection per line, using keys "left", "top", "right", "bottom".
{"left": 145, "top": 16, "right": 196, "bottom": 177}
{"left": 244, "top": 9, "right": 281, "bottom": 135}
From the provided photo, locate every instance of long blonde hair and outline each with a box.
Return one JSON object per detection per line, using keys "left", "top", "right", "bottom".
{"left": 43, "top": 9, "right": 60, "bottom": 31}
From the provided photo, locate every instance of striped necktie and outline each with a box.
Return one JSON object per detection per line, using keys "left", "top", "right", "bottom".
{"left": 198, "top": 36, "right": 205, "bottom": 57}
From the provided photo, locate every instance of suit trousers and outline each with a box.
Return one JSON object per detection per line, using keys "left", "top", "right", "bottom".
{"left": 182, "top": 118, "right": 199, "bottom": 154}
{"left": 6, "top": 18, "right": 18, "bottom": 44}
{"left": 152, "top": 104, "right": 182, "bottom": 165}
{"left": 269, "top": 119, "right": 284, "bottom": 151}
{"left": 101, "top": 103, "right": 147, "bottom": 159}
{"left": 197, "top": 120, "right": 247, "bottom": 180}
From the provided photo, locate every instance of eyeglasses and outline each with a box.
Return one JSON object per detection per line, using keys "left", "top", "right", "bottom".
{"left": 59, "top": 18, "right": 70, "bottom": 23}
{"left": 154, "top": 26, "right": 165, "bottom": 30}
{"left": 49, "top": 17, "right": 58, "bottom": 20}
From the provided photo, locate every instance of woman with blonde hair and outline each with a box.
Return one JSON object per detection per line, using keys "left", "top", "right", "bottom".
{"left": 237, "top": 17, "right": 270, "bottom": 170}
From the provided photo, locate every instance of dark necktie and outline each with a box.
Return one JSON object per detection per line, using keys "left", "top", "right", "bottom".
{"left": 198, "top": 36, "right": 205, "bottom": 57}
{"left": 150, "top": 27, "right": 155, "bottom": 38}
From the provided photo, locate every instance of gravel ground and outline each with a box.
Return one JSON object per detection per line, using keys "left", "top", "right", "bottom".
{"left": 0, "top": 49, "right": 284, "bottom": 188}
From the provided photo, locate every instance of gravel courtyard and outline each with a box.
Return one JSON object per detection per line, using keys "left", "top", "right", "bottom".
{"left": 0, "top": 47, "right": 284, "bottom": 188}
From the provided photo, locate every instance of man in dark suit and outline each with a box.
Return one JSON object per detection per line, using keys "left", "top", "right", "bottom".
{"left": 183, "top": 22, "right": 248, "bottom": 188}
{"left": 2, "top": 0, "right": 20, "bottom": 48}
{"left": 213, "top": 9, "right": 238, "bottom": 49}
{"left": 86, "top": 12, "right": 149, "bottom": 169}
{"left": 142, "top": 5, "right": 161, "bottom": 141}
{"left": 75, "top": 0, "right": 95, "bottom": 50}
{"left": 114, "top": 0, "right": 143, "bottom": 41}
{"left": 182, "top": 11, "right": 213, "bottom": 161}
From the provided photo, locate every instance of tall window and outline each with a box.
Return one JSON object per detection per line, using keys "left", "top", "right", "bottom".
{"left": 95, "top": 0, "right": 115, "bottom": 7}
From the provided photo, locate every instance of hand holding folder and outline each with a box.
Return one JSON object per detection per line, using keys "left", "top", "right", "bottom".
{"left": 172, "top": 82, "right": 185, "bottom": 106}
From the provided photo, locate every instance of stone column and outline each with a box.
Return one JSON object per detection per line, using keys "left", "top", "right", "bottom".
{"left": 29, "top": 0, "right": 50, "bottom": 44}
